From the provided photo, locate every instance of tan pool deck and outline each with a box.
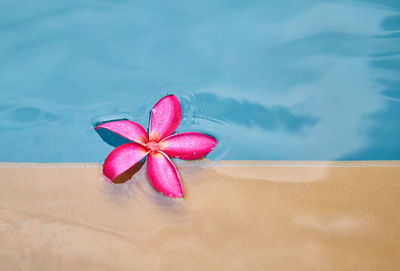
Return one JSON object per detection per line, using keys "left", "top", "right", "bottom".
{"left": 0, "top": 161, "right": 399, "bottom": 270}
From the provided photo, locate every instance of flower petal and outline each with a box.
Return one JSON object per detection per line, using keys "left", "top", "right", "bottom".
{"left": 159, "top": 132, "right": 217, "bottom": 160}
{"left": 96, "top": 120, "right": 148, "bottom": 146}
{"left": 149, "top": 95, "right": 181, "bottom": 142}
{"left": 146, "top": 151, "right": 183, "bottom": 198}
{"left": 103, "top": 143, "right": 149, "bottom": 182}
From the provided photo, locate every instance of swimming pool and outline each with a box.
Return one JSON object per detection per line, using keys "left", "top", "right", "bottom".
{"left": 0, "top": 0, "right": 399, "bottom": 162}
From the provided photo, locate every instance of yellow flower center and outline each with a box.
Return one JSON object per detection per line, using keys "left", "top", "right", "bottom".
{"left": 146, "top": 141, "right": 159, "bottom": 152}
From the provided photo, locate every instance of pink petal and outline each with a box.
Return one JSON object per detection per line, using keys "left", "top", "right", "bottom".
{"left": 96, "top": 120, "right": 148, "bottom": 146}
{"left": 159, "top": 132, "right": 217, "bottom": 160}
{"left": 146, "top": 151, "right": 183, "bottom": 198}
{"left": 149, "top": 95, "right": 181, "bottom": 142}
{"left": 103, "top": 143, "right": 149, "bottom": 182}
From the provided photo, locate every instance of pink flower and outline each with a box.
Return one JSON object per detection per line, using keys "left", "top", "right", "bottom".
{"left": 95, "top": 95, "right": 217, "bottom": 198}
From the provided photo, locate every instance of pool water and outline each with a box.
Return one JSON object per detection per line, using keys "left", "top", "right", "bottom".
{"left": 0, "top": 0, "right": 399, "bottom": 162}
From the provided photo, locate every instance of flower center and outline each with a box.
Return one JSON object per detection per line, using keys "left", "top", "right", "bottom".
{"left": 146, "top": 141, "right": 159, "bottom": 152}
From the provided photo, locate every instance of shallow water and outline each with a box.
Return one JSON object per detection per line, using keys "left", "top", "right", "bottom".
{"left": 1, "top": 161, "right": 399, "bottom": 270}
{"left": 0, "top": 0, "right": 399, "bottom": 162}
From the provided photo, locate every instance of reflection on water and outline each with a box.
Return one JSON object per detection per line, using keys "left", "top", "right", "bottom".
{"left": 292, "top": 214, "right": 364, "bottom": 233}
{"left": 0, "top": 0, "right": 399, "bottom": 161}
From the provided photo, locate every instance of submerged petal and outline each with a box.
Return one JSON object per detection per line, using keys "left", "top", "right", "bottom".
{"left": 146, "top": 151, "right": 183, "bottom": 198}
{"left": 96, "top": 120, "right": 148, "bottom": 145}
{"left": 160, "top": 132, "right": 217, "bottom": 160}
{"left": 103, "top": 143, "right": 149, "bottom": 182}
{"left": 149, "top": 95, "right": 181, "bottom": 142}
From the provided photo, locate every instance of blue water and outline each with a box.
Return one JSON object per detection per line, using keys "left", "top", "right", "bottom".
{"left": 0, "top": 0, "right": 399, "bottom": 162}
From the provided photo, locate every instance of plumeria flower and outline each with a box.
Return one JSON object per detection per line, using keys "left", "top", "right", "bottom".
{"left": 95, "top": 95, "right": 217, "bottom": 198}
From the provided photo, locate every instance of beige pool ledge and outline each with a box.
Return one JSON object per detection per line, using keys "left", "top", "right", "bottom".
{"left": 1, "top": 161, "right": 399, "bottom": 270}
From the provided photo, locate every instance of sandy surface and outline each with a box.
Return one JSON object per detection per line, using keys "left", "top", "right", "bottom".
{"left": 1, "top": 161, "right": 399, "bottom": 270}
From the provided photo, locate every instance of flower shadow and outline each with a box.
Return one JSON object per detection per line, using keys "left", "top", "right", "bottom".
{"left": 112, "top": 161, "right": 145, "bottom": 184}
{"left": 95, "top": 119, "right": 134, "bottom": 147}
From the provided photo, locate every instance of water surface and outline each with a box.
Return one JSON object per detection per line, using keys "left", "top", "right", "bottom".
{"left": 0, "top": 0, "right": 399, "bottom": 162}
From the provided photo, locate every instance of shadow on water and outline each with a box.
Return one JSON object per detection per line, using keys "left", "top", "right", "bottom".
{"left": 358, "top": 0, "right": 400, "bottom": 9}
{"left": 342, "top": 10, "right": 400, "bottom": 160}
{"left": 95, "top": 119, "right": 133, "bottom": 148}
{"left": 181, "top": 93, "right": 318, "bottom": 133}
{"left": 94, "top": 93, "right": 318, "bottom": 162}
{"left": 342, "top": 99, "right": 400, "bottom": 160}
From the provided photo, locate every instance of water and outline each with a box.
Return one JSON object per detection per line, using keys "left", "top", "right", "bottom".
{"left": 2, "top": 161, "right": 400, "bottom": 270}
{"left": 0, "top": 0, "right": 399, "bottom": 162}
